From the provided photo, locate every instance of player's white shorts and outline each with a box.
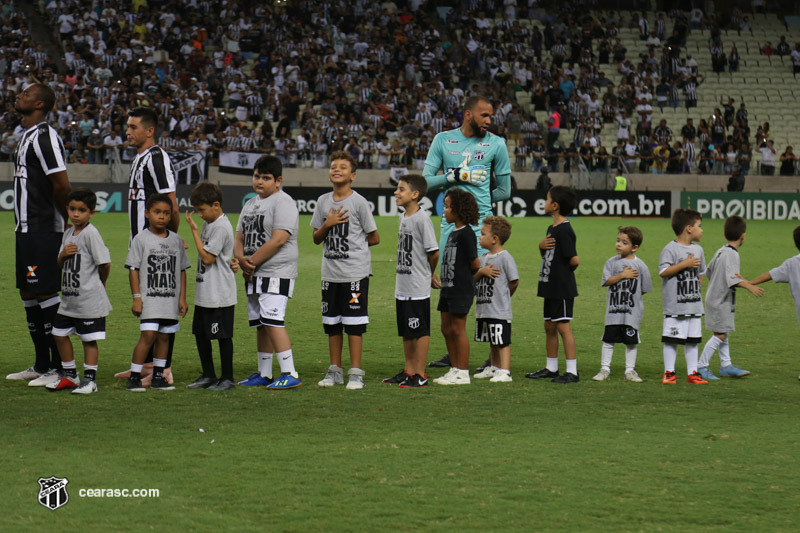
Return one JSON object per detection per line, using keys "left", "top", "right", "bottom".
{"left": 140, "top": 319, "right": 180, "bottom": 334}
{"left": 248, "top": 293, "right": 290, "bottom": 328}
{"left": 662, "top": 316, "right": 702, "bottom": 344}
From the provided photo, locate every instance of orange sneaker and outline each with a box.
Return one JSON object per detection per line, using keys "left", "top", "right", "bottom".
{"left": 687, "top": 371, "right": 708, "bottom": 384}
{"left": 662, "top": 371, "right": 677, "bottom": 384}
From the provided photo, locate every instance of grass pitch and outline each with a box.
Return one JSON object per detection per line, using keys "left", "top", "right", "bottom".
{"left": 2, "top": 211, "right": 800, "bottom": 532}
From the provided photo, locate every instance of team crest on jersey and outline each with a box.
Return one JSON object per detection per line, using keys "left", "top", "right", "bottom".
{"left": 474, "top": 151, "right": 485, "bottom": 161}
{"left": 669, "top": 327, "right": 679, "bottom": 337}
{"left": 211, "top": 322, "right": 219, "bottom": 334}
{"left": 408, "top": 317, "right": 420, "bottom": 329}
{"left": 626, "top": 327, "right": 636, "bottom": 337}
{"left": 321, "top": 302, "right": 329, "bottom": 314}
{"left": 38, "top": 476, "right": 69, "bottom": 510}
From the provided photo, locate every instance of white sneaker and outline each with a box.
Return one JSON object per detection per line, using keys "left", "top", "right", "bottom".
{"left": 592, "top": 369, "right": 611, "bottom": 381}
{"left": 72, "top": 379, "right": 98, "bottom": 394}
{"left": 6, "top": 366, "right": 42, "bottom": 380}
{"left": 474, "top": 366, "right": 495, "bottom": 379}
{"left": 490, "top": 370, "right": 513, "bottom": 382}
{"left": 346, "top": 368, "right": 365, "bottom": 390}
{"left": 28, "top": 369, "right": 60, "bottom": 387}
{"left": 437, "top": 368, "right": 471, "bottom": 385}
{"left": 45, "top": 374, "right": 80, "bottom": 390}
{"left": 317, "top": 365, "right": 344, "bottom": 387}
{"left": 625, "top": 370, "right": 643, "bottom": 383}
{"left": 433, "top": 367, "right": 458, "bottom": 384}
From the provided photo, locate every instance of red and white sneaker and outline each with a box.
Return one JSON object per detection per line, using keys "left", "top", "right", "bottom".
{"left": 46, "top": 374, "right": 80, "bottom": 390}
{"left": 686, "top": 371, "right": 708, "bottom": 385}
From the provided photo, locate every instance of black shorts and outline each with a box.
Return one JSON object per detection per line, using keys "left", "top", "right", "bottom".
{"left": 602, "top": 324, "right": 640, "bottom": 345}
{"left": 396, "top": 298, "right": 431, "bottom": 338}
{"left": 475, "top": 318, "right": 512, "bottom": 346}
{"left": 192, "top": 305, "right": 235, "bottom": 339}
{"left": 437, "top": 294, "right": 473, "bottom": 315}
{"left": 16, "top": 232, "right": 62, "bottom": 294}
{"left": 543, "top": 298, "right": 574, "bottom": 322}
{"left": 52, "top": 313, "right": 106, "bottom": 342}
{"left": 322, "top": 278, "right": 369, "bottom": 335}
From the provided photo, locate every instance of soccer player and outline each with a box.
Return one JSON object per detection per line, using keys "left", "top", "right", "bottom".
{"left": 311, "top": 150, "right": 379, "bottom": 390}
{"left": 424, "top": 95, "right": 512, "bottom": 369}
{"left": 382, "top": 174, "right": 439, "bottom": 388}
{"left": 234, "top": 155, "right": 302, "bottom": 390}
{"left": 472, "top": 216, "right": 519, "bottom": 382}
{"left": 697, "top": 216, "right": 764, "bottom": 380}
{"left": 659, "top": 208, "right": 708, "bottom": 385}
{"left": 7, "top": 83, "right": 72, "bottom": 385}
{"left": 114, "top": 107, "right": 180, "bottom": 385}
{"left": 592, "top": 226, "right": 652, "bottom": 383}
{"left": 185, "top": 182, "right": 238, "bottom": 390}
{"left": 49, "top": 188, "right": 112, "bottom": 394}
{"left": 526, "top": 186, "right": 581, "bottom": 383}
{"left": 124, "top": 193, "right": 191, "bottom": 392}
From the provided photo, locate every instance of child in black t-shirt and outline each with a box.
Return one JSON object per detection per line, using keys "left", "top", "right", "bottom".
{"left": 433, "top": 188, "right": 480, "bottom": 386}
{"left": 526, "top": 185, "right": 581, "bottom": 383}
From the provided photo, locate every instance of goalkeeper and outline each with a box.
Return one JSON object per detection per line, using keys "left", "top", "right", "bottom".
{"left": 423, "top": 96, "right": 512, "bottom": 257}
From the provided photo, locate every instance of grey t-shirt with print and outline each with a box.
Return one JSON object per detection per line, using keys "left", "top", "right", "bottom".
{"left": 770, "top": 253, "right": 800, "bottom": 326}
{"left": 310, "top": 190, "right": 377, "bottom": 282}
{"left": 395, "top": 208, "right": 438, "bottom": 299}
{"left": 59, "top": 223, "right": 112, "bottom": 319}
{"left": 476, "top": 250, "right": 519, "bottom": 321}
{"left": 659, "top": 240, "right": 706, "bottom": 317}
{"left": 125, "top": 229, "right": 191, "bottom": 320}
{"left": 195, "top": 214, "right": 237, "bottom": 308}
{"left": 602, "top": 255, "right": 652, "bottom": 329}
{"left": 237, "top": 190, "right": 299, "bottom": 279}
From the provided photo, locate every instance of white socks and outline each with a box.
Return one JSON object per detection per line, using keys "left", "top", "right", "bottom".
{"left": 565, "top": 359, "right": 577, "bottom": 375}
{"left": 685, "top": 344, "right": 699, "bottom": 375}
{"left": 276, "top": 349, "right": 297, "bottom": 378}
{"left": 625, "top": 345, "right": 638, "bottom": 372}
{"left": 718, "top": 337, "right": 731, "bottom": 367}
{"left": 258, "top": 351, "right": 273, "bottom": 379}
{"left": 699, "top": 335, "right": 723, "bottom": 368}
{"left": 663, "top": 343, "right": 677, "bottom": 372}
{"left": 600, "top": 343, "right": 614, "bottom": 371}
{"left": 546, "top": 357, "right": 559, "bottom": 372}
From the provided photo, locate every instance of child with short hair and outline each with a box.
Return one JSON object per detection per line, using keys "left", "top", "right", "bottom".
{"left": 747, "top": 227, "right": 800, "bottom": 378}
{"left": 48, "top": 187, "right": 112, "bottom": 394}
{"left": 185, "top": 181, "right": 237, "bottom": 390}
{"left": 312, "top": 150, "right": 380, "bottom": 390}
{"left": 382, "top": 174, "right": 439, "bottom": 388}
{"left": 592, "top": 226, "right": 652, "bottom": 383}
{"left": 234, "top": 155, "right": 302, "bottom": 389}
{"left": 697, "top": 216, "right": 764, "bottom": 380}
{"left": 659, "top": 208, "right": 708, "bottom": 385}
{"left": 433, "top": 188, "right": 481, "bottom": 385}
{"left": 124, "top": 193, "right": 191, "bottom": 392}
{"left": 526, "top": 185, "right": 581, "bottom": 383}
{"left": 473, "top": 216, "right": 519, "bottom": 382}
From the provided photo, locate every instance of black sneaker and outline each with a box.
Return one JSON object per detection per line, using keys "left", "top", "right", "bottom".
{"left": 207, "top": 378, "right": 235, "bottom": 391}
{"left": 475, "top": 357, "right": 492, "bottom": 373}
{"left": 382, "top": 370, "right": 410, "bottom": 384}
{"left": 151, "top": 376, "right": 176, "bottom": 390}
{"left": 552, "top": 372, "right": 579, "bottom": 383}
{"left": 428, "top": 354, "right": 452, "bottom": 368}
{"left": 525, "top": 368, "right": 559, "bottom": 379}
{"left": 399, "top": 374, "right": 428, "bottom": 388}
{"left": 126, "top": 376, "right": 146, "bottom": 392}
{"left": 186, "top": 376, "right": 217, "bottom": 389}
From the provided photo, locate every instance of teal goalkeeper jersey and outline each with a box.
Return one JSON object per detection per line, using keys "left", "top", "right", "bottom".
{"left": 423, "top": 128, "right": 512, "bottom": 215}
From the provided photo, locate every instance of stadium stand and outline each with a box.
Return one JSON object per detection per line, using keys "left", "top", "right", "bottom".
{"left": 2, "top": 1, "right": 800, "bottom": 182}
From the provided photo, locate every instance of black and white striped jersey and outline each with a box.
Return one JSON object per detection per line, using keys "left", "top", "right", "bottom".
{"left": 13, "top": 122, "right": 68, "bottom": 233}
{"left": 128, "top": 145, "right": 176, "bottom": 239}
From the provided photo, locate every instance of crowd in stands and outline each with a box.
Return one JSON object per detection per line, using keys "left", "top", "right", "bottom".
{"left": 2, "top": 0, "right": 800, "bottom": 177}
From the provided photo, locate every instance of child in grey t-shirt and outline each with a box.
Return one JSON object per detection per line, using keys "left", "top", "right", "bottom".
{"left": 50, "top": 188, "right": 112, "bottom": 394}
{"left": 698, "top": 216, "right": 764, "bottom": 380}
{"left": 124, "top": 193, "right": 191, "bottom": 392}
{"left": 473, "top": 216, "right": 519, "bottom": 382}
{"left": 592, "top": 226, "right": 652, "bottom": 383}
{"left": 311, "top": 151, "right": 379, "bottom": 390}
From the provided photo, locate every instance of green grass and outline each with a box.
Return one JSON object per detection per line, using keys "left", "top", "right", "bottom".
{"left": 2, "top": 212, "right": 800, "bottom": 532}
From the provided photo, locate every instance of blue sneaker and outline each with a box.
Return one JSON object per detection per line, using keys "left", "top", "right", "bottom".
{"left": 719, "top": 365, "right": 750, "bottom": 378}
{"left": 266, "top": 373, "right": 302, "bottom": 390}
{"left": 238, "top": 372, "right": 273, "bottom": 386}
{"left": 697, "top": 367, "right": 720, "bottom": 381}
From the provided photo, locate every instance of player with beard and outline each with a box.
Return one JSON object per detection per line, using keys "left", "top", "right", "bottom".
{"left": 6, "top": 84, "right": 72, "bottom": 385}
{"left": 424, "top": 96, "right": 512, "bottom": 368}
{"left": 113, "top": 107, "right": 181, "bottom": 385}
